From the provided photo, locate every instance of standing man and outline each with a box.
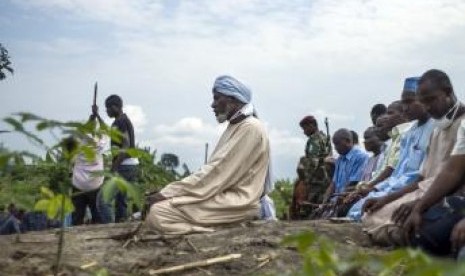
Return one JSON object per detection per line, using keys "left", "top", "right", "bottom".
{"left": 70, "top": 133, "right": 108, "bottom": 225}
{"left": 290, "top": 116, "right": 331, "bottom": 219}
{"left": 145, "top": 75, "right": 272, "bottom": 235}
{"left": 93, "top": 95, "right": 138, "bottom": 223}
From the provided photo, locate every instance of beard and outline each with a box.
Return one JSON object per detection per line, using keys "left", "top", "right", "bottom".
{"left": 215, "top": 113, "right": 228, "bottom": 123}
{"left": 215, "top": 103, "right": 233, "bottom": 123}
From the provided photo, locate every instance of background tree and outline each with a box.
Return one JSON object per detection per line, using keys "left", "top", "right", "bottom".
{"left": 160, "top": 153, "right": 179, "bottom": 175}
{"left": 0, "top": 43, "right": 14, "bottom": 81}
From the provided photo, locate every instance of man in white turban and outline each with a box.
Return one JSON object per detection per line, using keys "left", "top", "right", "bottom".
{"left": 146, "top": 75, "right": 274, "bottom": 235}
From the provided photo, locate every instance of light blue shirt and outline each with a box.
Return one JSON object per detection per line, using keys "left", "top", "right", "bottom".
{"left": 347, "top": 119, "right": 435, "bottom": 221}
{"left": 374, "top": 119, "right": 435, "bottom": 193}
{"left": 333, "top": 147, "right": 369, "bottom": 194}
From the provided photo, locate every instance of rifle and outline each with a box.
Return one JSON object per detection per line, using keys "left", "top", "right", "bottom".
{"left": 324, "top": 117, "right": 332, "bottom": 155}
{"left": 93, "top": 82, "right": 98, "bottom": 106}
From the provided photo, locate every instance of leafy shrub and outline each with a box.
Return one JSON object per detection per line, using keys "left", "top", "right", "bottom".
{"left": 283, "top": 230, "right": 465, "bottom": 275}
{"left": 270, "top": 179, "right": 294, "bottom": 220}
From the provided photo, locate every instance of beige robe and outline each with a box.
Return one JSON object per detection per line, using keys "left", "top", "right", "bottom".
{"left": 362, "top": 115, "right": 465, "bottom": 245}
{"left": 146, "top": 116, "right": 270, "bottom": 235}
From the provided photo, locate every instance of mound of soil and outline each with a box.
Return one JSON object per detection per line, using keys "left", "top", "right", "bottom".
{"left": 0, "top": 220, "right": 383, "bottom": 275}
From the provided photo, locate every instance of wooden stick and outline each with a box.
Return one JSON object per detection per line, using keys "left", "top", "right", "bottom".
{"left": 80, "top": 261, "right": 98, "bottom": 269}
{"left": 148, "top": 253, "right": 242, "bottom": 275}
{"left": 122, "top": 239, "right": 132, "bottom": 248}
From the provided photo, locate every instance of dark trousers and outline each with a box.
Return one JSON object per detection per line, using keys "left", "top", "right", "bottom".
{"left": 72, "top": 188, "right": 101, "bottom": 225}
{"left": 115, "top": 165, "right": 137, "bottom": 223}
{"left": 410, "top": 196, "right": 465, "bottom": 257}
{"left": 0, "top": 214, "right": 21, "bottom": 235}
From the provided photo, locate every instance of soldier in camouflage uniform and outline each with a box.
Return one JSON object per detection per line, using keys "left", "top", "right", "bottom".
{"left": 290, "top": 116, "right": 331, "bottom": 219}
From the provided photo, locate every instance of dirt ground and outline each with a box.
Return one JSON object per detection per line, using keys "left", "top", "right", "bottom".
{"left": 0, "top": 220, "right": 384, "bottom": 275}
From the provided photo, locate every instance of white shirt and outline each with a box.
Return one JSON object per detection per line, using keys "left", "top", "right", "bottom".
{"left": 72, "top": 136, "right": 108, "bottom": 191}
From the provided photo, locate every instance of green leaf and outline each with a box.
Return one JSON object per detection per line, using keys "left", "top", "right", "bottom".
{"left": 45, "top": 151, "right": 54, "bottom": 162}
{"left": 40, "top": 186, "right": 55, "bottom": 199}
{"left": 4, "top": 117, "right": 23, "bottom": 131}
{"left": 59, "top": 194, "right": 75, "bottom": 215}
{"left": 114, "top": 177, "right": 129, "bottom": 194}
{"left": 0, "top": 153, "right": 11, "bottom": 168}
{"left": 126, "top": 148, "right": 146, "bottom": 158}
{"left": 80, "top": 145, "right": 97, "bottom": 163}
{"left": 94, "top": 268, "right": 109, "bottom": 276}
{"left": 101, "top": 178, "right": 118, "bottom": 204}
{"left": 46, "top": 196, "right": 60, "bottom": 219}
{"left": 34, "top": 199, "right": 50, "bottom": 212}
{"left": 15, "top": 112, "right": 43, "bottom": 123}
{"left": 282, "top": 231, "right": 317, "bottom": 253}
{"left": 36, "top": 121, "right": 50, "bottom": 131}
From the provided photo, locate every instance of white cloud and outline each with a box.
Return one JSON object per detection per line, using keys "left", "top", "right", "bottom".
{"left": 139, "top": 116, "right": 303, "bottom": 177}
{"left": 150, "top": 117, "right": 224, "bottom": 146}
{"left": 268, "top": 127, "right": 305, "bottom": 158}
{"left": 5, "top": 0, "right": 465, "bottom": 178}
{"left": 124, "top": 104, "right": 147, "bottom": 134}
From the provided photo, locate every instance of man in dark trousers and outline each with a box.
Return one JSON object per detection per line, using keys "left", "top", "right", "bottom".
{"left": 93, "top": 95, "right": 138, "bottom": 222}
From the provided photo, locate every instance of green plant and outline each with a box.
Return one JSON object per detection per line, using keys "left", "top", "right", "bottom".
{"left": 270, "top": 179, "right": 293, "bottom": 220}
{"left": 0, "top": 43, "right": 13, "bottom": 81}
{"left": 283, "top": 230, "right": 465, "bottom": 275}
{"left": 1, "top": 112, "right": 143, "bottom": 275}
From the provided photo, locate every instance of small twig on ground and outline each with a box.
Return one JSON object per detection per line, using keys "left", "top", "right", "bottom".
{"left": 245, "top": 252, "right": 279, "bottom": 274}
{"left": 196, "top": 267, "right": 213, "bottom": 275}
{"left": 185, "top": 237, "right": 199, "bottom": 253}
{"left": 255, "top": 259, "right": 271, "bottom": 270}
{"left": 148, "top": 253, "right": 242, "bottom": 275}
{"left": 80, "top": 261, "right": 98, "bottom": 270}
{"left": 122, "top": 239, "right": 133, "bottom": 248}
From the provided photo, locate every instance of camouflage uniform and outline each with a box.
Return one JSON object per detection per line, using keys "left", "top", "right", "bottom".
{"left": 298, "top": 131, "right": 331, "bottom": 216}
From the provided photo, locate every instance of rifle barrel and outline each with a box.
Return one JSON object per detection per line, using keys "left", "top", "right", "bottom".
{"left": 93, "top": 82, "right": 98, "bottom": 105}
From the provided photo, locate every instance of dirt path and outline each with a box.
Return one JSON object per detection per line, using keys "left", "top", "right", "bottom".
{"left": 0, "top": 220, "right": 382, "bottom": 275}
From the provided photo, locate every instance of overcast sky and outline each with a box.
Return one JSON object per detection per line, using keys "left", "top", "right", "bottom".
{"left": 2, "top": 0, "right": 465, "bottom": 179}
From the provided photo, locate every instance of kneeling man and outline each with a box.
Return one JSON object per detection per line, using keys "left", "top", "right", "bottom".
{"left": 146, "top": 76, "right": 271, "bottom": 234}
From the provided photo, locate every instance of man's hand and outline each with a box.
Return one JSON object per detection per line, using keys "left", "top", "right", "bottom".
{"left": 146, "top": 192, "right": 167, "bottom": 206}
{"left": 92, "top": 104, "right": 99, "bottom": 116}
{"left": 451, "top": 218, "right": 465, "bottom": 251}
{"left": 362, "top": 197, "right": 387, "bottom": 214}
{"left": 402, "top": 207, "right": 423, "bottom": 240}
{"left": 392, "top": 200, "right": 418, "bottom": 225}
{"left": 343, "top": 191, "right": 361, "bottom": 204}
{"left": 141, "top": 192, "right": 167, "bottom": 219}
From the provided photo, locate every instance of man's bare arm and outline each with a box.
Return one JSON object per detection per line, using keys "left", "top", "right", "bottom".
{"left": 368, "top": 167, "right": 394, "bottom": 188}
{"left": 112, "top": 134, "right": 131, "bottom": 171}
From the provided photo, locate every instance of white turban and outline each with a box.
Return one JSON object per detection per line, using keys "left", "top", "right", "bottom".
{"left": 213, "top": 75, "right": 252, "bottom": 104}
